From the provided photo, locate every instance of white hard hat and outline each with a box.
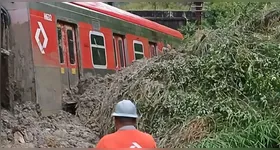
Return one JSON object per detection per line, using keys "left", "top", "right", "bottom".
{"left": 111, "top": 100, "right": 139, "bottom": 118}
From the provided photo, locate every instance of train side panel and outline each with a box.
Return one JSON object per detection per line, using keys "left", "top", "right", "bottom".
{"left": 126, "top": 34, "right": 150, "bottom": 62}
{"left": 29, "top": 8, "right": 62, "bottom": 116}
{"left": 29, "top": 9, "right": 59, "bottom": 66}
{"left": 79, "top": 21, "right": 116, "bottom": 77}
{"left": 78, "top": 22, "right": 92, "bottom": 72}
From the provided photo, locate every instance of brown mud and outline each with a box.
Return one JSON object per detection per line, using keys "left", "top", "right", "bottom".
{"left": 0, "top": 50, "right": 184, "bottom": 148}
{"left": 0, "top": 102, "right": 99, "bottom": 148}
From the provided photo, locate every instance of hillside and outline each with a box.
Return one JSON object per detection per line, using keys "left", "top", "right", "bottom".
{"left": 2, "top": 2, "right": 280, "bottom": 148}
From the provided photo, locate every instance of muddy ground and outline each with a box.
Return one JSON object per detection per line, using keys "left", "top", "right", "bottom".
{"left": 0, "top": 50, "right": 180, "bottom": 148}
{"left": 0, "top": 102, "right": 99, "bottom": 148}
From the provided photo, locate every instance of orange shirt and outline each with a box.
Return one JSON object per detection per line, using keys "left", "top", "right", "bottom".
{"left": 96, "top": 126, "right": 157, "bottom": 148}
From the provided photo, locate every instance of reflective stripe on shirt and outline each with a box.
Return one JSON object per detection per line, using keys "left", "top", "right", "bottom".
{"left": 118, "top": 125, "right": 136, "bottom": 131}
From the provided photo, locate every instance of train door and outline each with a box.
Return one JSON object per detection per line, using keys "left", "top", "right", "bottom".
{"left": 149, "top": 42, "right": 157, "bottom": 57}
{"left": 57, "top": 22, "right": 79, "bottom": 89}
{"left": 113, "top": 34, "right": 127, "bottom": 70}
{"left": 112, "top": 37, "right": 119, "bottom": 69}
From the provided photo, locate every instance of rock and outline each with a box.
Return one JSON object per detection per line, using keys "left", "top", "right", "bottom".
{"left": 13, "top": 131, "right": 25, "bottom": 144}
{"left": 24, "top": 131, "right": 34, "bottom": 142}
{"left": 11, "top": 143, "right": 35, "bottom": 148}
{"left": 53, "top": 129, "right": 67, "bottom": 138}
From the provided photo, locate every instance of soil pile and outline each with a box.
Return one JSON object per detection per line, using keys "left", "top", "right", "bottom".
{"left": 67, "top": 4, "right": 280, "bottom": 148}
{"left": 0, "top": 102, "right": 99, "bottom": 148}
{"left": 66, "top": 49, "right": 192, "bottom": 143}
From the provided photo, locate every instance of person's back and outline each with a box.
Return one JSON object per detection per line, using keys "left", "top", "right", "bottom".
{"left": 95, "top": 100, "right": 157, "bottom": 148}
{"left": 96, "top": 125, "right": 156, "bottom": 148}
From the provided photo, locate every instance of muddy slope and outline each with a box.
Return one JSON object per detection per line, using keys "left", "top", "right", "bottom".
{"left": 0, "top": 102, "right": 99, "bottom": 148}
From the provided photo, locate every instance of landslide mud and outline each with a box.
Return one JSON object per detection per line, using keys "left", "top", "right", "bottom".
{"left": 0, "top": 50, "right": 180, "bottom": 148}
{"left": 0, "top": 102, "right": 99, "bottom": 148}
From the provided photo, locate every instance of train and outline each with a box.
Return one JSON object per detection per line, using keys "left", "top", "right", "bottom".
{"left": 0, "top": 2, "right": 184, "bottom": 116}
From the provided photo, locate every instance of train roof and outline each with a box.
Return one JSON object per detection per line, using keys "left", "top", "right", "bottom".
{"left": 70, "top": 2, "right": 184, "bottom": 40}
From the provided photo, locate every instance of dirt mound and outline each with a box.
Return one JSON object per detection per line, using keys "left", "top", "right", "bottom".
{"left": 63, "top": 50, "right": 189, "bottom": 138}
{"left": 63, "top": 5, "right": 280, "bottom": 148}
{"left": 1, "top": 102, "right": 99, "bottom": 148}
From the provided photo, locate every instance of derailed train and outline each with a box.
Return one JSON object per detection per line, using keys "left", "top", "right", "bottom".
{"left": 0, "top": 2, "right": 183, "bottom": 115}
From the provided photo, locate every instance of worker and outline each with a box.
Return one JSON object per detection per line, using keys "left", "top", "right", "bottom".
{"left": 96, "top": 100, "right": 157, "bottom": 148}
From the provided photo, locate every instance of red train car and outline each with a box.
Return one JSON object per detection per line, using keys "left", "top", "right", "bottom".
{"left": 0, "top": 2, "right": 183, "bottom": 115}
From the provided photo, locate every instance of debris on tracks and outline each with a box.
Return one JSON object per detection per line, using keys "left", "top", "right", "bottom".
{"left": 1, "top": 102, "right": 99, "bottom": 148}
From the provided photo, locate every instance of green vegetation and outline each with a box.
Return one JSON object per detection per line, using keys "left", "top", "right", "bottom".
{"left": 131, "top": 2, "right": 280, "bottom": 148}
{"left": 115, "top": 2, "right": 191, "bottom": 10}
{"left": 157, "top": 2, "right": 280, "bottom": 148}
{"left": 75, "top": 2, "right": 280, "bottom": 148}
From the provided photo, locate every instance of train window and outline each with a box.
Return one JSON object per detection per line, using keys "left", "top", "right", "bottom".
{"left": 113, "top": 38, "right": 118, "bottom": 67}
{"left": 67, "top": 29, "right": 75, "bottom": 64}
{"left": 89, "top": 31, "right": 107, "bottom": 68}
{"left": 118, "top": 39, "right": 125, "bottom": 67}
{"left": 57, "top": 27, "right": 64, "bottom": 64}
{"left": 133, "top": 40, "right": 144, "bottom": 60}
{"left": 150, "top": 44, "right": 157, "bottom": 57}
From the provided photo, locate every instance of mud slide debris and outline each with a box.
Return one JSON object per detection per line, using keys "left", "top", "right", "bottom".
{"left": 1, "top": 102, "right": 99, "bottom": 148}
